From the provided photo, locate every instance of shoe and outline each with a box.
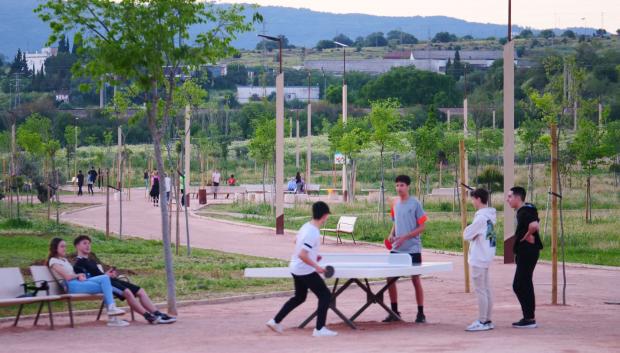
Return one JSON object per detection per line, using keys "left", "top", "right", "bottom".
{"left": 466, "top": 320, "right": 491, "bottom": 332}
{"left": 484, "top": 321, "right": 495, "bottom": 329}
{"left": 106, "top": 305, "right": 125, "bottom": 316}
{"left": 382, "top": 312, "right": 401, "bottom": 323}
{"left": 415, "top": 312, "right": 426, "bottom": 323}
{"left": 312, "top": 327, "right": 338, "bottom": 337}
{"left": 266, "top": 319, "right": 283, "bottom": 333}
{"left": 107, "top": 316, "right": 130, "bottom": 327}
{"left": 512, "top": 318, "right": 537, "bottom": 328}
{"left": 155, "top": 312, "right": 177, "bottom": 324}
{"left": 144, "top": 312, "right": 161, "bottom": 324}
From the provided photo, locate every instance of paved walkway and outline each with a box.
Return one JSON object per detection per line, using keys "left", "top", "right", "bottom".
{"left": 1, "top": 188, "right": 619, "bottom": 353}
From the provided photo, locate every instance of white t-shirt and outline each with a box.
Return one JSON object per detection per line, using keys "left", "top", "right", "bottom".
{"left": 49, "top": 257, "right": 76, "bottom": 278}
{"left": 164, "top": 177, "right": 172, "bottom": 192}
{"left": 289, "top": 222, "right": 321, "bottom": 276}
{"left": 212, "top": 172, "right": 221, "bottom": 184}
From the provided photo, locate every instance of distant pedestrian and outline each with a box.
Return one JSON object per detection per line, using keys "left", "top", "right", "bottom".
{"left": 150, "top": 176, "right": 160, "bottom": 207}
{"left": 212, "top": 169, "right": 221, "bottom": 199}
{"left": 226, "top": 174, "right": 236, "bottom": 199}
{"left": 87, "top": 166, "right": 97, "bottom": 195}
{"left": 143, "top": 170, "right": 149, "bottom": 191}
{"left": 164, "top": 173, "right": 172, "bottom": 203}
{"left": 76, "top": 170, "right": 84, "bottom": 196}
{"left": 295, "top": 172, "right": 304, "bottom": 194}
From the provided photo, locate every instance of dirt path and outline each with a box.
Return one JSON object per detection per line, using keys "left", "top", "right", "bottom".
{"left": 1, "top": 188, "right": 619, "bottom": 353}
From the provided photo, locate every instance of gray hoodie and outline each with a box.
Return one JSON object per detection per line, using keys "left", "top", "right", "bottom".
{"left": 463, "top": 207, "right": 497, "bottom": 268}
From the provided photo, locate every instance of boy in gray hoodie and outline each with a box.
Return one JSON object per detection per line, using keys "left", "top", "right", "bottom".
{"left": 463, "top": 188, "right": 497, "bottom": 331}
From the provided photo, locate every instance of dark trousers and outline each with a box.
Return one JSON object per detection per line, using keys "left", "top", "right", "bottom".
{"left": 77, "top": 184, "right": 83, "bottom": 195}
{"left": 274, "top": 272, "right": 331, "bottom": 330}
{"left": 513, "top": 249, "right": 539, "bottom": 320}
{"left": 87, "top": 184, "right": 94, "bottom": 195}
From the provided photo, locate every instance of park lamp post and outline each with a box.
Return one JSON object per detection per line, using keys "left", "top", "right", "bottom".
{"left": 259, "top": 34, "right": 285, "bottom": 235}
{"left": 334, "top": 40, "right": 348, "bottom": 202}
{"left": 306, "top": 69, "right": 312, "bottom": 186}
{"left": 74, "top": 117, "right": 79, "bottom": 187}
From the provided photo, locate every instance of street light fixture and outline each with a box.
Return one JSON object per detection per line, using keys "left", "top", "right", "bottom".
{"left": 258, "top": 34, "right": 285, "bottom": 234}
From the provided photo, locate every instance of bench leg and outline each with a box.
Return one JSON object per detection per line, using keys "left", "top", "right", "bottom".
{"left": 96, "top": 300, "right": 105, "bottom": 321}
{"left": 13, "top": 304, "right": 24, "bottom": 327}
{"left": 130, "top": 307, "right": 135, "bottom": 321}
{"left": 67, "top": 298, "right": 75, "bottom": 328}
{"left": 351, "top": 233, "right": 357, "bottom": 245}
{"left": 47, "top": 301, "right": 54, "bottom": 330}
{"left": 33, "top": 301, "right": 44, "bottom": 326}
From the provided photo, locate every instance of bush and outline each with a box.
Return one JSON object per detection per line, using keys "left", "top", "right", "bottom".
{"left": 0, "top": 218, "right": 33, "bottom": 229}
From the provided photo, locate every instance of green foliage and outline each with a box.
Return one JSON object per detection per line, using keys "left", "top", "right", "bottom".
{"left": 410, "top": 114, "right": 442, "bottom": 176}
{"left": 475, "top": 166, "right": 503, "bottom": 192}
{"left": 368, "top": 99, "right": 401, "bottom": 154}
{"left": 248, "top": 117, "right": 276, "bottom": 164}
{"left": 570, "top": 119, "right": 612, "bottom": 175}
{"left": 17, "top": 113, "right": 52, "bottom": 156}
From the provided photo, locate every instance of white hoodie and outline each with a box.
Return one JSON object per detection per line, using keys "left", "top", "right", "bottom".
{"left": 463, "top": 207, "right": 497, "bottom": 268}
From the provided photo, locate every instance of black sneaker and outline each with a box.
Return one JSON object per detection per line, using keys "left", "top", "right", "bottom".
{"left": 512, "top": 318, "right": 537, "bottom": 328}
{"left": 415, "top": 313, "right": 426, "bottom": 323}
{"left": 144, "top": 312, "right": 160, "bottom": 325}
{"left": 382, "top": 312, "right": 401, "bottom": 323}
{"left": 155, "top": 312, "right": 177, "bottom": 324}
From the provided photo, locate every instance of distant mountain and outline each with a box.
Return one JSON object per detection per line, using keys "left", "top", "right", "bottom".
{"left": 0, "top": 1, "right": 594, "bottom": 58}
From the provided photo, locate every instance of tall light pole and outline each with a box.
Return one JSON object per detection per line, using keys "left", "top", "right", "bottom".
{"left": 306, "top": 70, "right": 312, "bottom": 185}
{"left": 74, "top": 117, "right": 78, "bottom": 179}
{"left": 334, "top": 40, "right": 348, "bottom": 202}
{"left": 259, "top": 34, "right": 285, "bottom": 235}
{"left": 503, "top": 0, "right": 516, "bottom": 264}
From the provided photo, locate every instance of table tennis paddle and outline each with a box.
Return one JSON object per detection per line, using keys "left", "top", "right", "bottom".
{"left": 384, "top": 238, "right": 393, "bottom": 250}
{"left": 323, "top": 265, "right": 335, "bottom": 278}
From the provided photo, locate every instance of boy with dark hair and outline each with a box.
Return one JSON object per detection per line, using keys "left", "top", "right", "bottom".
{"left": 72, "top": 235, "right": 176, "bottom": 325}
{"left": 384, "top": 174, "right": 428, "bottom": 323}
{"left": 463, "top": 188, "right": 497, "bottom": 331}
{"left": 506, "top": 186, "right": 543, "bottom": 328}
{"left": 76, "top": 170, "right": 84, "bottom": 196}
{"left": 266, "top": 201, "right": 337, "bottom": 337}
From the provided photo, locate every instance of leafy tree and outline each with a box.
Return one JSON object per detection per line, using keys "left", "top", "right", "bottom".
{"left": 37, "top": 0, "right": 260, "bottom": 314}
{"left": 562, "top": 30, "right": 576, "bottom": 39}
{"left": 386, "top": 30, "right": 418, "bottom": 44}
{"left": 315, "top": 39, "right": 336, "bottom": 50}
{"left": 332, "top": 34, "right": 353, "bottom": 46}
{"left": 409, "top": 111, "right": 442, "bottom": 201}
{"left": 368, "top": 99, "right": 401, "bottom": 221}
{"left": 364, "top": 32, "right": 387, "bottom": 47}
{"left": 248, "top": 117, "right": 275, "bottom": 203}
{"left": 256, "top": 35, "right": 292, "bottom": 51}
{"left": 519, "top": 29, "right": 534, "bottom": 39}
{"left": 570, "top": 119, "right": 612, "bottom": 222}
{"left": 432, "top": 32, "right": 458, "bottom": 43}
{"left": 539, "top": 29, "right": 556, "bottom": 39}
{"left": 517, "top": 118, "right": 546, "bottom": 200}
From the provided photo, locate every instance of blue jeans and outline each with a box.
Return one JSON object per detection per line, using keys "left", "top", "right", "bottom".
{"left": 67, "top": 274, "right": 115, "bottom": 306}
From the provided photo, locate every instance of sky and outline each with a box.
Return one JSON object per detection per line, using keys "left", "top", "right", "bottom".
{"left": 218, "top": 0, "right": 619, "bottom": 33}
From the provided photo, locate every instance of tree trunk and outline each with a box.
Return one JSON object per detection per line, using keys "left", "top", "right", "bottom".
{"left": 148, "top": 108, "right": 176, "bottom": 315}
{"left": 262, "top": 162, "right": 267, "bottom": 204}
{"left": 380, "top": 147, "right": 385, "bottom": 223}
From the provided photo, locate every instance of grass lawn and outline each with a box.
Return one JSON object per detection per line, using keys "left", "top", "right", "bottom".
{"left": 0, "top": 203, "right": 289, "bottom": 318}
{"left": 200, "top": 202, "right": 620, "bottom": 267}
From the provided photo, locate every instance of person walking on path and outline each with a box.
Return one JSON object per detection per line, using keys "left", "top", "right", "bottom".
{"left": 164, "top": 173, "right": 172, "bottom": 203}
{"left": 87, "top": 166, "right": 97, "bottom": 195}
{"left": 384, "top": 174, "right": 428, "bottom": 324}
{"left": 150, "top": 171, "right": 160, "bottom": 207}
{"left": 266, "top": 201, "right": 337, "bottom": 337}
{"left": 463, "top": 188, "right": 497, "bottom": 332}
{"left": 211, "top": 169, "right": 221, "bottom": 199}
{"left": 226, "top": 174, "right": 236, "bottom": 199}
{"left": 507, "top": 186, "right": 543, "bottom": 329}
{"left": 76, "top": 170, "right": 84, "bottom": 196}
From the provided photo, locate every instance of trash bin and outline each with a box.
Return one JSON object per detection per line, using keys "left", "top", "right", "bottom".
{"left": 198, "top": 189, "right": 207, "bottom": 204}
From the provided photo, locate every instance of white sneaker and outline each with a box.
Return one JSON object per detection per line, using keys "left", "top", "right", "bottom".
{"left": 485, "top": 321, "right": 495, "bottom": 329}
{"left": 466, "top": 320, "right": 491, "bottom": 332}
{"left": 266, "top": 319, "right": 283, "bottom": 333}
{"left": 106, "top": 304, "right": 125, "bottom": 316}
{"left": 107, "top": 317, "right": 130, "bottom": 327}
{"left": 312, "top": 327, "right": 338, "bottom": 337}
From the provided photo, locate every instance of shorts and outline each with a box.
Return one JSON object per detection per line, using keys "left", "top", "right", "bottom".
{"left": 110, "top": 278, "right": 141, "bottom": 301}
{"left": 390, "top": 251, "right": 422, "bottom": 265}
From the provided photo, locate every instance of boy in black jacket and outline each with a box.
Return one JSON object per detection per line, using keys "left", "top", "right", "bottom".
{"left": 507, "top": 187, "right": 543, "bottom": 328}
{"left": 72, "top": 235, "right": 176, "bottom": 324}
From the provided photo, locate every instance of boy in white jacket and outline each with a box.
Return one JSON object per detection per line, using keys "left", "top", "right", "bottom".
{"left": 463, "top": 188, "right": 497, "bottom": 332}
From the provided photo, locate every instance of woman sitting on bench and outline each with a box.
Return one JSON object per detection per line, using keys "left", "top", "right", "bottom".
{"left": 47, "top": 237, "right": 127, "bottom": 326}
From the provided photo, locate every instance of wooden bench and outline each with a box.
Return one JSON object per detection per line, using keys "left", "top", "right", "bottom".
{"left": 0, "top": 267, "right": 62, "bottom": 329}
{"left": 321, "top": 216, "right": 358, "bottom": 244}
{"left": 30, "top": 265, "right": 135, "bottom": 327}
{"left": 306, "top": 184, "right": 320, "bottom": 195}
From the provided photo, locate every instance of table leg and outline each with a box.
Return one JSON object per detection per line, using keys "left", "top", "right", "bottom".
{"left": 299, "top": 279, "right": 357, "bottom": 329}
{"left": 349, "top": 277, "right": 402, "bottom": 323}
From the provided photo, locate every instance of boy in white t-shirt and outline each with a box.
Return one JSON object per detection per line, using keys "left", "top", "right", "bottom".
{"left": 266, "top": 201, "right": 337, "bottom": 337}
{"left": 463, "top": 188, "right": 497, "bottom": 332}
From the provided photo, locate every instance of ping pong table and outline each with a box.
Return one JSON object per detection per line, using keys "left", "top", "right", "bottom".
{"left": 244, "top": 253, "right": 453, "bottom": 329}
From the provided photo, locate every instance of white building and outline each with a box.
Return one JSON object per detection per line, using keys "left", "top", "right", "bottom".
{"left": 25, "top": 47, "right": 58, "bottom": 74}
{"left": 236, "top": 86, "right": 320, "bottom": 104}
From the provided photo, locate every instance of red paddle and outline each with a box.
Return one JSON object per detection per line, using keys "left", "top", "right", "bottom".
{"left": 384, "top": 238, "right": 393, "bottom": 250}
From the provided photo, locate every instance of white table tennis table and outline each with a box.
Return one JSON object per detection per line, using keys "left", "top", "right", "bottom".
{"left": 244, "top": 253, "right": 453, "bottom": 329}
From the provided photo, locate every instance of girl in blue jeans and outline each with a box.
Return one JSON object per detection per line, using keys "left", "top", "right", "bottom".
{"left": 47, "top": 237, "right": 127, "bottom": 326}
